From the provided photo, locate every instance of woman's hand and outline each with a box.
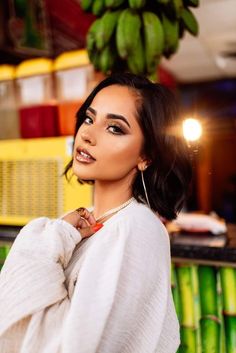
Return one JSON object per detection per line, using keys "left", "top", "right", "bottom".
{"left": 62, "top": 208, "right": 103, "bottom": 239}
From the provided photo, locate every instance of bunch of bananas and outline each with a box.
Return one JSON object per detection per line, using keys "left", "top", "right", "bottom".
{"left": 81, "top": 0, "right": 199, "bottom": 80}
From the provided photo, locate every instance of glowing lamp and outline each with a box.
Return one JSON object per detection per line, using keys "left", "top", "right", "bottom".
{"left": 182, "top": 118, "right": 202, "bottom": 142}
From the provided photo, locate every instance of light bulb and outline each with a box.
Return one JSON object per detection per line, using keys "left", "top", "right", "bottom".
{"left": 182, "top": 118, "right": 202, "bottom": 141}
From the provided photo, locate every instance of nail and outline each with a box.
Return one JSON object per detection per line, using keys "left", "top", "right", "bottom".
{"left": 92, "top": 223, "right": 103, "bottom": 232}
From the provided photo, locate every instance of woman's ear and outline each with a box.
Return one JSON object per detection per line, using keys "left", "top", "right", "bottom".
{"left": 137, "top": 158, "right": 151, "bottom": 171}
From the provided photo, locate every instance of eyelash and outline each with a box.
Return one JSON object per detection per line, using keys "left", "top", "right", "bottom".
{"left": 84, "top": 116, "right": 93, "bottom": 125}
{"left": 108, "top": 124, "right": 124, "bottom": 135}
{"left": 83, "top": 115, "right": 125, "bottom": 135}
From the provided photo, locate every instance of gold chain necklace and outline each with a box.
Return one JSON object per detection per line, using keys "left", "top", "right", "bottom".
{"left": 95, "top": 197, "right": 135, "bottom": 223}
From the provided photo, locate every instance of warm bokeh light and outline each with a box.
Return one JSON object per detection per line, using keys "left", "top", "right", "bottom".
{"left": 182, "top": 118, "right": 202, "bottom": 141}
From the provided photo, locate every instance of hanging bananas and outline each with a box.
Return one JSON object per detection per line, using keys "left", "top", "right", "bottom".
{"left": 142, "top": 11, "right": 164, "bottom": 74}
{"left": 127, "top": 34, "right": 145, "bottom": 75}
{"left": 162, "top": 14, "right": 179, "bottom": 58}
{"left": 92, "top": 0, "right": 106, "bottom": 16}
{"left": 172, "top": 0, "right": 183, "bottom": 18}
{"left": 105, "top": 0, "right": 126, "bottom": 9}
{"left": 95, "top": 10, "right": 121, "bottom": 50}
{"left": 116, "top": 9, "right": 141, "bottom": 59}
{"left": 183, "top": 0, "right": 199, "bottom": 7}
{"left": 86, "top": 19, "right": 102, "bottom": 59}
{"left": 180, "top": 7, "right": 199, "bottom": 36}
{"left": 82, "top": 0, "right": 200, "bottom": 80}
{"left": 128, "top": 0, "right": 146, "bottom": 9}
{"left": 80, "top": 0, "right": 93, "bottom": 12}
{"left": 100, "top": 45, "right": 117, "bottom": 73}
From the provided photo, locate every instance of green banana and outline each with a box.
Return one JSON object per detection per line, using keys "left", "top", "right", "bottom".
{"left": 92, "top": 51, "right": 101, "bottom": 71}
{"left": 87, "top": 19, "right": 102, "bottom": 52}
{"left": 128, "top": 0, "right": 146, "bottom": 9}
{"left": 92, "top": 0, "right": 106, "bottom": 16}
{"left": 100, "top": 46, "right": 116, "bottom": 74}
{"left": 180, "top": 8, "right": 198, "bottom": 36}
{"left": 84, "top": 0, "right": 199, "bottom": 76}
{"left": 183, "top": 0, "right": 199, "bottom": 7}
{"left": 95, "top": 10, "right": 121, "bottom": 50}
{"left": 172, "top": 0, "right": 183, "bottom": 18}
{"left": 142, "top": 11, "right": 164, "bottom": 74}
{"left": 105, "top": 0, "right": 126, "bottom": 8}
{"left": 127, "top": 37, "right": 145, "bottom": 75}
{"left": 162, "top": 14, "right": 179, "bottom": 58}
{"left": 80, "top": 0, "right": 93, "bottom": 12}
{"left": 86, "top": 20, "right": 103, "bottom": 70}
{"left": 116, "top": 9, "right": 141, "bottom": 59}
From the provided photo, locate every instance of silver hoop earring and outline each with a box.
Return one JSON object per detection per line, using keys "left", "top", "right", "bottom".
{"left": 141, "top": 170, "right": 151, "bottom": 208}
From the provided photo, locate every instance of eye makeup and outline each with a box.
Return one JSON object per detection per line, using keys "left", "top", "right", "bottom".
{"left": 86, "top": 107, "right": 131, "bottom": 129}
{"left": 107, "top": 122, "right": 125, "bottom": 135}
{"left": 84, "top": 108, "right": 129, "bottom": 135}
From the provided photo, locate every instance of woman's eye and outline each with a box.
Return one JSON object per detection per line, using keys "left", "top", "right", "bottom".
{"left": 107, "top": 125, "right": 124, "bottom": 135}
{"left": 84, "top": 116, "right": 93, "bottom": 125}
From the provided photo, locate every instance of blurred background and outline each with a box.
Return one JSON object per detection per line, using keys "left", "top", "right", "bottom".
{"left": 0, "top": 0, "right": 235, "bottom": 223}
{"left": 1, "top": 2, "right": 236, "bottom": 352}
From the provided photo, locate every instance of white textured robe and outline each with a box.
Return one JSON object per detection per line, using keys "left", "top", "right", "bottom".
{"left": 0, "top": 200, "right": 180, "bottom": 352}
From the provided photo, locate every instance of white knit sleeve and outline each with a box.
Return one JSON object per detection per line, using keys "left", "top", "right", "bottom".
{"left": 0, "top": 211, "right": 180, "bottom": 353}
{"left": 0, "top": 217, "right": 82, "bottom": 337}
{"left": 61, "top": 213, "right": 179, "bottom": 353}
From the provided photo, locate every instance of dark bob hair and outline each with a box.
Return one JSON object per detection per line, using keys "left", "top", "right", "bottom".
{"left": 64, "top": 72, "right": 192, "bottom": 221}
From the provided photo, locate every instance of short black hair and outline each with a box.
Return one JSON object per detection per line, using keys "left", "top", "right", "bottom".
{"left": 64, "top": 72, "right": 192, "bottom": 220}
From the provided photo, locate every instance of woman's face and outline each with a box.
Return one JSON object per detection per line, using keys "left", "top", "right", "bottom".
{"left": 72, "top": 85, "right": 145, "bottom": 184}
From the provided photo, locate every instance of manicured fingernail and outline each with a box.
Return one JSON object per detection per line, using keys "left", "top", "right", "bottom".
{"left": 92, "top": 223, "right": 103, "bottom": 232}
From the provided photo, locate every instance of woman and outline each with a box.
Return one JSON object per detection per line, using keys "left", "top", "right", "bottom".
{"left": 0, "top": 73, "right": 191, "bottom": 352}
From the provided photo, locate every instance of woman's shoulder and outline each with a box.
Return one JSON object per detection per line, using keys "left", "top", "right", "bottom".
{"left": 17, "top": 216, "right": 78, "bottom": 240}
{"left": 108, "top": 200, "right": 169, "bottom": 246}
{"left": 119, "top": 199, "right": 166, "bottom": 229}
{"left": 17, "top": 217, "right": 49, "bottom": 235}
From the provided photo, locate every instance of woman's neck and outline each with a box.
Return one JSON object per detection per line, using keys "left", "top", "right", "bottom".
{"left": 92, "top": 180, "right": 133, "bottom": 221}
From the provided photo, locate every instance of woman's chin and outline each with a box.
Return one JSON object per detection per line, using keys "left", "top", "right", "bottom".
{"left": 72, "top": 165, "right": 93, "bottom": 181}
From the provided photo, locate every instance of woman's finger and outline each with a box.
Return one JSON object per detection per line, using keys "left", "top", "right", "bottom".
{"left": 75, "top": 207, "right": 96, "bottom": 226}
{"left": 62, "top": 208, "right": 96, "bottom": 229}
{"left": 77, "top": 217, "right": 88, "bottom": 229}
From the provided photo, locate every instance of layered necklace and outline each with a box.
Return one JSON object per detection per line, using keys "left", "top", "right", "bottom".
{"left": 95, "top": 197, "right": 135, "bottom": 223}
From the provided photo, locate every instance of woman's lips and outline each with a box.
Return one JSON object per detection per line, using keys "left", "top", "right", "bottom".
{"left": 75, "top": 148, "right": 96, "bottom": 163}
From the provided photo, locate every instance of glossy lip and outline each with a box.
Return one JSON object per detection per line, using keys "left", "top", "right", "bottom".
{"left": 75, "top": 147, "right": 96, "bottom": 163}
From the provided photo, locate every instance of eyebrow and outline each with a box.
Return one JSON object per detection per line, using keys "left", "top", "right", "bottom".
{"left": 87, "top": 107, "right": 131, "bottom": 128}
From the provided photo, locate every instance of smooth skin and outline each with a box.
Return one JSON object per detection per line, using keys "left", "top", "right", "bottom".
{"left": 63, "top": 85, "right": 149, "bottom": 238}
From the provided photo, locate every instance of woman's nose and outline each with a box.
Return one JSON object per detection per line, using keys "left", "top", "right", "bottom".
{"left": 80, "top": 127, "right": 96, "bottom": 146}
